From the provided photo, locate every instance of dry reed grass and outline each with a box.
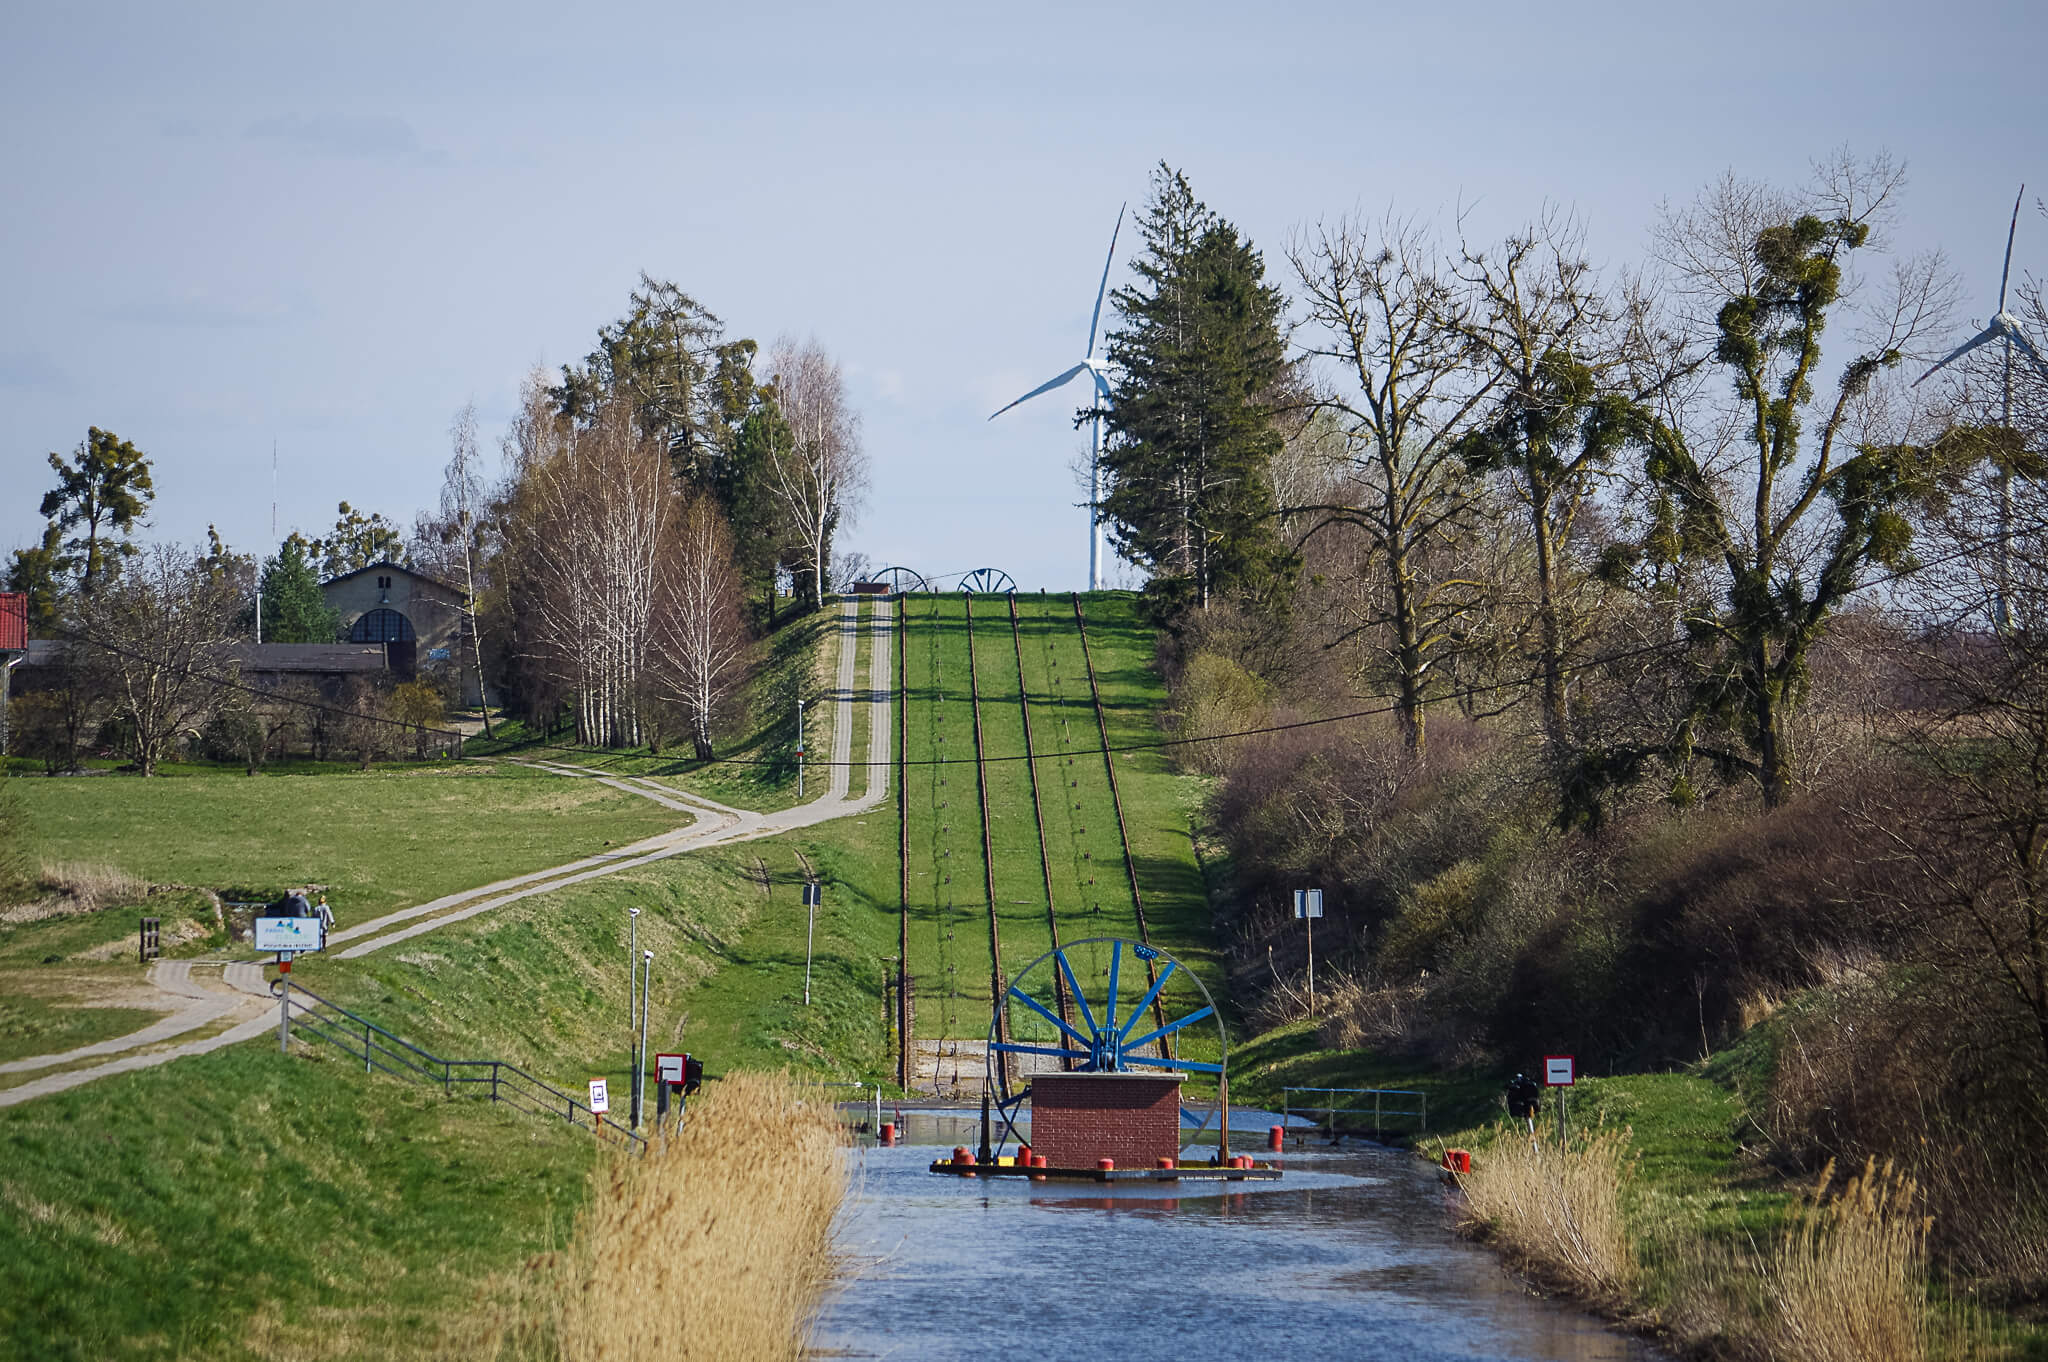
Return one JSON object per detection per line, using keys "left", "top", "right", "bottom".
{"left": 525, "top": 1071, "right": 848, "bottom": 1362}
{"left": 1761, "top": 1158, "right": 1931, "bottom": 1362}
{"left": 0, "top": 862, "right": 150, "bottom": 923}
{"left": 1454, "top": 1128, "right": 1637, "bottom": 1306}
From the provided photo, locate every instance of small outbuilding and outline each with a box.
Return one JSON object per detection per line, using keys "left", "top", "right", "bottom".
{"left": 1027, "top": 1072, "right": 1183, "bottom": 1169}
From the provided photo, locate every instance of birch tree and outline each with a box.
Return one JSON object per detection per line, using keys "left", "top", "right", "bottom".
{"left": 439, "top": 401, "right": 495, "bottom": 735}
{"left": 764, "top": 338, "right": 865, "bottom": 608}
{"left": 654, "top": 493, "right": 748, "bottom": 759}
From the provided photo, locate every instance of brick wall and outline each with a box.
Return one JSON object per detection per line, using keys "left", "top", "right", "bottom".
{"left": 1029, "top": 1074, "right": 1182, "bottom": 1168}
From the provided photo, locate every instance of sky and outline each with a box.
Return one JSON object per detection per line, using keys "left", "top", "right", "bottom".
{"left": 4, "top": 1, "right": 2046, "bottom": 591}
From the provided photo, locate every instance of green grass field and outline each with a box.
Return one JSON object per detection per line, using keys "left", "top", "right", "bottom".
{"left": 0, "top": 1045, "right": 595, "bottom": 1362}
{"left": 12, "top": 764, "right": 685, "bottom": 921}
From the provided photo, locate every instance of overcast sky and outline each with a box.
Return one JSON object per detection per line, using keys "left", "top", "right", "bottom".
{"left": 4, "top": 1, "right": 2045, "bottom": 590}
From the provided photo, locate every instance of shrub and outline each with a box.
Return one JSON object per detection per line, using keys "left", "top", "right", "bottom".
{"left": 1762, "top": 1158, "right": 1930, "bottom": 1362}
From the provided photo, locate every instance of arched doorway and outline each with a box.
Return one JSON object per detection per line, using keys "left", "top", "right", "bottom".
{"left": 348, "top": 607, "right": 417, "bottom": 679}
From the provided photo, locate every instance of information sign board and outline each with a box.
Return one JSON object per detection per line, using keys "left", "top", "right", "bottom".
{"left": 1544, "top": 1055, "right": 1576, "bottom": 1086}
{"left": 588, "top": 1077, "right": 610, "bottom": 1114}
{"left": 254, "top": 916, "right": 322, "bottom": 952}
{"left": 1292, "top": 888, "right": 1323, "bottom": 919}
{"left": 656, "top": 1053, "right": 685, "bottom": 1085}
{"left": 803, "top": 882, "right": 822, "bottom": 907}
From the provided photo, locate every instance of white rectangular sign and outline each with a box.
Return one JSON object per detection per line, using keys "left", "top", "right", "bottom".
{"left": 656, "top": 1053, "right": 685, "bottom": 1084}
{"left": 253, "top": 916, "right": 322, "bottom": 952}
{"left": 1544, "top": 1055, "right": 1576, "bottom": 1087}
{"left": 1293, "top": 888, "right": 1323, "bottom": 920}
{"left": 588, "top": 1077, "right": 610, "bottom": 1114}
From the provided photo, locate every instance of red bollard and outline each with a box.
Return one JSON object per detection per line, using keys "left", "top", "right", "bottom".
{"left": 879, "top": 1122, "right": 897, "bottom": 1145}
{"left": 1097, "top": 1157, "right": 1116, "bottom": 1171}
{"left": 1156, "top": 1157, "right": 1176, "bottom": 1169}
{"left": 1269, "top": 1125, "right": 1285, "bottom": 1152}
{"left": 952, "top": 1146, "right": 973, "bottom": 1165}
{"left": 1030, "top": 1154, "right": 1048, "bottom": 1168}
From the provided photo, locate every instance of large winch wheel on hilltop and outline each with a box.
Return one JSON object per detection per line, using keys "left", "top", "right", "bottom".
{"left": 984, "top": 936, "right": 1227, "bottom": 1152}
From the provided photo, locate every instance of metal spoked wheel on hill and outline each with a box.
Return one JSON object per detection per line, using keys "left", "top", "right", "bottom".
{"left": 984, "top": 936, "right": 1227, "bottom": 1154}
{"left": 958, "top": 568, "right": 1017, "bottom": 595}
{"left": 872, "top": 565, "right": 930, "bottom": 593}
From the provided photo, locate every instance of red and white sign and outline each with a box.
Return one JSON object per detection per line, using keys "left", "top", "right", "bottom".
{"left": 1543, "top": 1055, "right": 1575, "bottom": 1086}
{"left": 656, "top": 1053, "right": 685, "bottom": 1085}
{"left": 587, "top": 1077, "right": 610, "bottom": 1114}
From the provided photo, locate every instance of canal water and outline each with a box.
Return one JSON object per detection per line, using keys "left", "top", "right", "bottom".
{"left": 816, "top": 1113, "right": 1661, "bottom": 1361}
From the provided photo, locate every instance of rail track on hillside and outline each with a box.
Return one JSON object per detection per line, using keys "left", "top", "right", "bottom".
{"left": 962, "top": 595, "right": 1012, "bottom": 1085}
{"left": 1008, "top": 594, "right": 1074, "bottom": 1037}
{"left": 1071, "top": 593, "right": 1170, "bottom": 1049}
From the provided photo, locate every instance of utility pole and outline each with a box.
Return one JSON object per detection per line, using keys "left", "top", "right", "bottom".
{"left": 635, "top": 949, "right": 652, "bottom": 1129}
{"left": 803, "top": 881, "right": 821, "bottom": 1005}
{"left": 628, "top": 908, "right": 641, "bottom": 1127}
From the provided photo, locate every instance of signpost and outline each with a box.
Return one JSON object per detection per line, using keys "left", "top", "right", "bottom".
{"left": 255, "top": 914, "right": 324, "bottom": 1053}
{"left": 588, "top": 1077, "right": 610, "bottom": 1127}
{"left": 1544, "top": 1054, "right": 1576, "bottom": 1146}
{"left": 796, "top": 700, "right": 806, "bottom": 798}
{"left": 803, "top": 881, "right": 822, "bottom": 1005}
{"left": 1292, "top": 889, "right": 1323, "bottom": 1005}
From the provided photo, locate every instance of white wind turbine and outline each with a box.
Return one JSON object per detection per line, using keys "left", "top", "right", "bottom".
{"left": 989, "top": 205, "right": 1126, "bottom": 590}
{"left": 1915, "top": 185, "right": 2048, "bottom": 630}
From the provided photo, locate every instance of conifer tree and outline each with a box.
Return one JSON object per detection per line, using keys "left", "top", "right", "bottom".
{"left": 261, "top": 535, "right": 340, "bottom": 643}
{"left": 1100, "top": 165, "right": 1292, "bottom": 621}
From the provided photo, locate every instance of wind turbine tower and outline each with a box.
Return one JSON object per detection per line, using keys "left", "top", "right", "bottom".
{"left": 1916, "top": 185, "right": 2048, "bottom": 630}
{"left": 990, "top": 205, "right": 1125, "bottom": 590}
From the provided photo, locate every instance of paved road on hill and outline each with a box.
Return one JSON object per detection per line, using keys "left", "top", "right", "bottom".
{"left": 0, "top": 600, "right": 892, "bottom": 1107}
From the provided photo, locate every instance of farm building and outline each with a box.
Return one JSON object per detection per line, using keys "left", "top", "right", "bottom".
{"left": 319, "top": 561, "right": 479, "bottom": 704}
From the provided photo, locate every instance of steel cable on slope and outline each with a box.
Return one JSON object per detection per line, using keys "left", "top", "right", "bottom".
{"left": 1008, "top": 593, "right": 1074, "bottom": 1039}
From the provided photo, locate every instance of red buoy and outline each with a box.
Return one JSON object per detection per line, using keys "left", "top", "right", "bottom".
{"left": 1268, "top": 1125, "right": 1285, "bottom": 1151}
{"left": 1097, "top": 1157, "right": 1115, "bottom": 1171}
{"left": 952, "top": 1146, "right": 973, "bottom": 1165}
{"left": 1030, "top": 1154, "right": 1048, "bottom": 1168}
{"left": 1156, "top": 1157, "right": 1176, "bottom": 1169}
{"left": 879, "top": 1123, "right": 897, "bottom": 1144}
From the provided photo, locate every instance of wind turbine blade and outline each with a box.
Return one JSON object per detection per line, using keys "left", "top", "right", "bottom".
{"left": 987, "top": 362, "right": 1090, "bottom": 420}
{"left": 1914, "top": 324, "right": 2005, "bottom": 386}
{"left": 1999, "top": 184, "right": 2025, "bottom": 313}
{"left": 1086, "top": 203, "right": 1127, "bottom": 357}
{"left": 2004, "top": 324, "right": 2048, "bottom": 388}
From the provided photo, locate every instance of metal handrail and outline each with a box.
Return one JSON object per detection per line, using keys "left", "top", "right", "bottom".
{"left": 277, "top": 981, "right": 645, "bottom": 1151}
{"left": 1281, "top": 1086, "right": 1428, "bottom": 1136}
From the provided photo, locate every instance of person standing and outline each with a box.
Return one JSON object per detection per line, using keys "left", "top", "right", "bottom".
{"left": 313, "top": 893, "right": 335, "bottom": 948}
{"left": 1506, "top": 1072, "right": 1541, "bottom": 1143}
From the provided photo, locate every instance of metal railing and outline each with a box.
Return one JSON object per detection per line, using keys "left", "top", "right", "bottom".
{"left": 1281, "top": 1086, "right": 1428, "bottom": 1138}
{"left": 278, "top": 981, "right": 646, "bottom": 1152}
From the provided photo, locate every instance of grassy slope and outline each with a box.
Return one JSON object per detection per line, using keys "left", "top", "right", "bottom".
{"left": 0, "top": 1045, "right": 594, "bottom": 1362}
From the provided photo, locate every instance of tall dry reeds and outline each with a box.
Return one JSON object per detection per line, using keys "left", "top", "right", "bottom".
{"left": 1761, "top": 1158, "right": 1931, "bottom": 1362}
{"left": 1454, "top": 1128, "right": 1636, "bottom": 1305}
{"left": 535, "top": 1071, "right": 847, "bottom": 1362}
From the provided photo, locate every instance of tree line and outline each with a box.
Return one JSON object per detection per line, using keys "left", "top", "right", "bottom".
{"left": 5, "top": 275, "right": 867, "bottom": 770}
{"left": 1101, "top": 157, "right": 2048, "bottom": 1290}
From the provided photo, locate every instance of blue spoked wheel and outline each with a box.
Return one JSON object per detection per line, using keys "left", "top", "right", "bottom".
{"left": 984, "top": 936, "right": 1227, "bottom": 1153}
{"left": 958, "top": 567, "right": 1016, "bottom": 594}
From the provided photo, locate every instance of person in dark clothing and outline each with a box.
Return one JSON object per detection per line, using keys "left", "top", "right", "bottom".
{"left": 1506, "top": 1072, "right": 1542, "bottom": 1139}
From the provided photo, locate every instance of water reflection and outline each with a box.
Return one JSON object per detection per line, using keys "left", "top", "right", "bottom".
{"left": 818, "top": 1116, "right": 1661, "bottom": 1361}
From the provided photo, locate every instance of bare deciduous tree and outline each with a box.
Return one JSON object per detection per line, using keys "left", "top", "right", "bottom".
{"left": 764, "top": 338, "right": 865, "bottom": 609}
{"left": 79, "top": 544, "right": 241, "bottom": 775}
{"left": 1286, "top": 215, "right": 1500, "bottom": 750}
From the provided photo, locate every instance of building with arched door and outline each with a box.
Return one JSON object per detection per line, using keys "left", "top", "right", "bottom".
{"left": 319, "top": 561, "right": 482, "bottom": 705}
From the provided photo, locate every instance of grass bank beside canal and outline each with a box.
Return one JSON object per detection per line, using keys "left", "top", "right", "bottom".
{"left": 1232, "top": 1018, "right": 2046, "bottom": 1361}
